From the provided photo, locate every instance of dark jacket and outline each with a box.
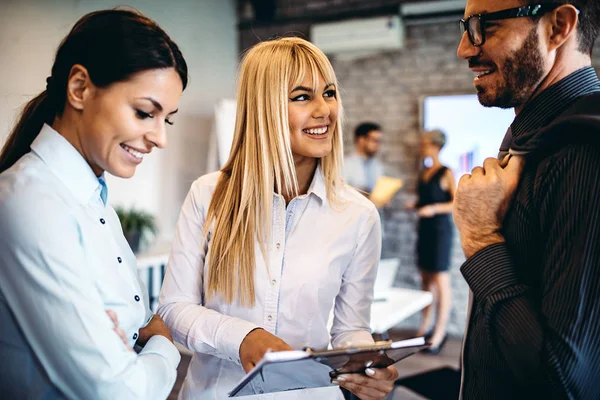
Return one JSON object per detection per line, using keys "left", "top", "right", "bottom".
{"left": 461, "top": 92, "right": 600, "bottom": 400}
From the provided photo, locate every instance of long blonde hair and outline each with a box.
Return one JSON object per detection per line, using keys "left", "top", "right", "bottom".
{"left": 205, "top": 37, "right": 345, "bottom": 306}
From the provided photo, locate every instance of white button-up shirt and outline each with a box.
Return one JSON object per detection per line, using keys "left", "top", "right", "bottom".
{"left": 158, "top": 168, "right": 381, "bottom": 399}
{"left": 0, "top": 124, "right": 180, "bottom": 399}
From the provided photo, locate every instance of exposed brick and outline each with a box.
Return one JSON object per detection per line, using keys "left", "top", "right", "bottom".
{"left": 238, "top": 0, "right": 600, "bottom": 337}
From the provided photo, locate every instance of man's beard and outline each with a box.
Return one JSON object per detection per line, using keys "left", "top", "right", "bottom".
{"left": 476, "top": 27, "right": 546, "bottom": 109}
{"left": 365, "top": 149, "right": 377, "bottom": 158}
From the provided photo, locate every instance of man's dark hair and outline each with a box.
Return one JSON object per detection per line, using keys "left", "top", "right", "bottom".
{"left": 354, "top": 122, "right": 381, "bottom": 142}
{"left": 538, "top": 0, "right": 600, "bottom": 55}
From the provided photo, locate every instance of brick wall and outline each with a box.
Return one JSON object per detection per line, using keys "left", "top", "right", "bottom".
{"left": 332, "top": 22, "right": 474, "bottom": 336}
{"left": 238, "top": 0, "right": 600, "bottom": 337}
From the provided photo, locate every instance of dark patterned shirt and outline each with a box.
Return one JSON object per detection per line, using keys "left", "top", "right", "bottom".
{"left": 460, "top": 66, "right": 600, "bottom": 400}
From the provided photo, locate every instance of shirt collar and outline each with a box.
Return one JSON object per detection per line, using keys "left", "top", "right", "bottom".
{"left": 511, "top": 66, "right": 600, "bottom": 139}
{"left": 31, "top": 124, "right": 107, "bottom": 206}
{"left": 306, "top": 164, "right": 327, "bottom": 205}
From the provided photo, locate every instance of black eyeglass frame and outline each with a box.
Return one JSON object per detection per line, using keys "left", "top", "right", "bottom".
{"left": 459, "top": 4, "right": 567, "bottom": 47}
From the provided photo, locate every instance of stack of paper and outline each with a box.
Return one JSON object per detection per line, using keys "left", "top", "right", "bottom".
{"left": 369, "top": 176, "right": 404, "bottom": 208}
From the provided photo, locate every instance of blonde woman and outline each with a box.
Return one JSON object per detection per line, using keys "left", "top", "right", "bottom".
{"left": 407, "top": 130, "right": 456, "bottom": 355}
{"left": 158, "top": 37, "right": 398, "bottom": 400}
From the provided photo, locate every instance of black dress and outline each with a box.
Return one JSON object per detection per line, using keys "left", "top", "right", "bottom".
{"left": 416, "top": 166, "right": 453, "bottom": 273}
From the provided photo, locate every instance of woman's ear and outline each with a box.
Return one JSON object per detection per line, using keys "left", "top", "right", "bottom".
{"left": 546, "top": 4, "right": 580, "bottom": 53}
{"left": 65, "top": 64, "right": 93, "bottom": 111}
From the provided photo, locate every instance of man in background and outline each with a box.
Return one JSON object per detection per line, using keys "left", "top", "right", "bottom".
{"left": 344, "top": 122, "right": 384, "bottom": 195}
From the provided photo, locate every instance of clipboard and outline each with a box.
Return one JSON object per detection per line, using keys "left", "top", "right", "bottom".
{"left": 369, "top": 176, "right": 403, "bottom": 208}
{"left": 228, "top": 337, "right": 428, "bottom": 397}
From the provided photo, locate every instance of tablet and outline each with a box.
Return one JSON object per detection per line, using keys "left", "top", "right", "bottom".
{"left": 311, "top": 337, "right": 429, "bottom": 378}
{"left": 228, "top": 337, "right": 428, "bottom": 397}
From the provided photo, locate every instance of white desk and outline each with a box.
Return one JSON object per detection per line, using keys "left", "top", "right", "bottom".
{"left": 325, "top": 287, "right": 433, "bottom": 339}
{"left": 370, "top": 288, "right": 433, "bottom": 334}
{"left": 136, "top": 250, "right": 433, "bottom": 335}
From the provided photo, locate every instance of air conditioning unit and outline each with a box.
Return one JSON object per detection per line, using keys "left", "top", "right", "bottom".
{"left": 401, "top": 0, "right": 466, "bottom": 23}
{"left": 310, "top": 15, "right": 404, "bottom": 58}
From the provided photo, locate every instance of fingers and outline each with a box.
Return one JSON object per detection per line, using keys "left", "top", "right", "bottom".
{"left": 371, "top": 365, "right": 399, "bottom": 381}
{"left": 335, "top": 374, "right": 391, "bottom": 400}
{"left": 499, "top": 156, "right": 524, "bottom": 200}
{"left": 470, "top": 166, "right": 485, "bottom": 177}
{"left": 504, "top": 155, "right": 525, "bottom": 174}
{"left": 467, "top": 158, "right": 502, "bottom": 179}
{"left": 114, "top": 327, "right": 134, "bottom": 351}
{"left": 483, "top": 157, "right": 501, "bottom": 173}
{"left": 242, "top": 361, "right": 255, "bottom": 373}
{"left": 458, "top": 173, "right": 471, "bottom": 188}
{"left": 106, "top": 309, "right": 118, "bottom": 326}
{"left": 461, "top": 158, "right": 505, "bottom": 187}
{"left": 114, "top": 326, "right": 127, "bottom": 343}
{"left": 240, "top": 330, "right": 293, "bottom": 373}
{"left": 107, "top": 310, "right": 133, "bottom": 351}
{"left": 464, "top": 156, "right": 521, "bottom": 182}
{"left": 335, "top": 368, "right": 397, "bottom": 400}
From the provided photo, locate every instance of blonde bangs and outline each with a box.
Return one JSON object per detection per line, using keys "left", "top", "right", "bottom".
{"left": 285, "top": 39, "right": 344, "bottom": 206}
{"left": 288, "top": 42, "right": 337, "bottom": 98}
{"left": 205, "top": 37, "right": 345, "bottom": 307}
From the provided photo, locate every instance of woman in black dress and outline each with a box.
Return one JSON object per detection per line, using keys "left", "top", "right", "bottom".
{"left": 408, "top": 129, "right": 456, "bottom": 354}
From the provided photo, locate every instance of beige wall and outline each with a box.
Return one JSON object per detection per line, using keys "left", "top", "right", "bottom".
{"left": 0, "top": 0, "right": 238, "bottom": 240}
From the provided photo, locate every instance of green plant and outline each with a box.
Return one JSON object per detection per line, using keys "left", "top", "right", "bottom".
{"left": 114, "top": 207, "right": 157, "bottom": 253}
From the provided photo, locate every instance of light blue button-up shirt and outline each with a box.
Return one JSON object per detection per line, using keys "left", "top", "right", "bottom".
{"left": 343, "top": 152, "right": 384, "bottom": 193}
{"left": 0, "top": 124, "right": 180, "bottom": 399}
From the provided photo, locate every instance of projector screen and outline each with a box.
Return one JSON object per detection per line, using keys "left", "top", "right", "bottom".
{"left": 421, "top": 94, "right": 515, "bottom": 179}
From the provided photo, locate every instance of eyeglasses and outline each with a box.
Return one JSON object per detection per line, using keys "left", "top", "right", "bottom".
{"left": 459, "top": 4, "right": 564, "bottom": 47}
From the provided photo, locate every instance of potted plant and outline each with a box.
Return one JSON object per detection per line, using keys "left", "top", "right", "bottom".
{"left": 114, "top": 207, "right": 157, "bottom": 254}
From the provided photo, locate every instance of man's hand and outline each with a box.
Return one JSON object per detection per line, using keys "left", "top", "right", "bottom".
{"left": 335, "top": 365, "right": 399, "bottom": 400}
{"left": 137, "top": 314, "right": 173, "bottom": 347}
{"left": 106, "top": 310, "right": 133, "bottom": 352}
{"left": 454, "top": 156, "right": 525, "bottom": 258}
{"left": 239, "top": 328, "right": 293, "bottom": 372}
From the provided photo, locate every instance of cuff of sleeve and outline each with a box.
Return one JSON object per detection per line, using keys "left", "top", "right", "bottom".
{"left": 460, "top": 242, "right": 520, "bottom": 301}
{"left": 332, "top": 330, "right": 375, "bottom": 349}
{"left": 217, "top": 319, "right": 260, "bottom": 365}
{"left": 141, "top": 335, "right": 181, "bottom": 370}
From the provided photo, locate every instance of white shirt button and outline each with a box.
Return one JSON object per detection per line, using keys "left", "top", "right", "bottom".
{"left": 271, "top": 279, "right": 277, "bottom": 286}
{"left": 267, "top": 315, "right": 273, "bottom": 322}
{"left": 276, "top": 243, "right": 281, "bottom": 250}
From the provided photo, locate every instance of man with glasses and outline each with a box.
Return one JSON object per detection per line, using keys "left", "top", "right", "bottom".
{"left": 453, "top": 0, "right": 600, "bottom": 398}
{"left": 344, "top": 122, "right": 384, "bottom": 195}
